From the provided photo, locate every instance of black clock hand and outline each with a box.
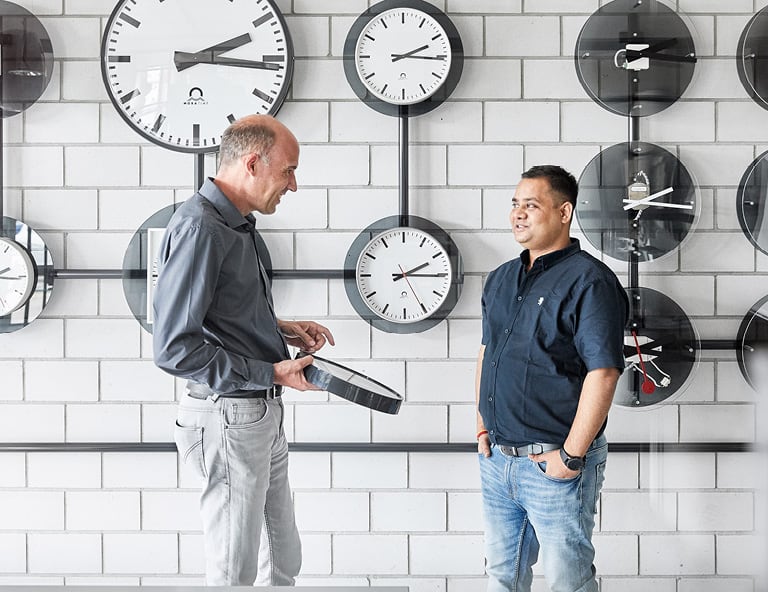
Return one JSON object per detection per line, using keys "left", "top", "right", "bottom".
{"left": 624, "top": 49, "right": 697, "bottom": 64}
{"left": 175, "top": 52, "right": 282, "bottom": 71}
{"left": 0, "top": 267, "right": 10, "bottom": 275}
{"left": 174, "top": 33, "right": 253, "bottom": 71}
{"left": 391, "top": 44, "right": 430, "bottom": 62}
{"left": 391, "top": 54, "right": 446, "bottom": 61}
{"left": 393, "top": 261, "right": 430, "bottom": 281}
{"left": 392, "top": 273, "right": 448, "bottom": 278}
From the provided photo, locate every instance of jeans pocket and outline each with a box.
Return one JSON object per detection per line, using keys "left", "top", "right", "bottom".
{"left": 592, "top": 460, "right": 607, "bottom": 513}
{"left": 224, "top": 398, "right": 269, "bottom": 429}
{"left": 535, "top": 460, "right": 581, "bottom": 483}
{"left": 174, "top": 421, "right": 207, "bottom": 479}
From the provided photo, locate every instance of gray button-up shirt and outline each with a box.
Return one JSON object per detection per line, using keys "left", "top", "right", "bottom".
{"left": 152, "top": 178, "right": 288, "bottom": 394}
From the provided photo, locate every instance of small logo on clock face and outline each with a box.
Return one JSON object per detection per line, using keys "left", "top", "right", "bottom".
{"left": 184, "top": 87, "right": 207, "bottom": 105}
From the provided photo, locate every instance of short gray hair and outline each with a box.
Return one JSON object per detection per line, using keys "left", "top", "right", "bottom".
{"left": 218, "top": 118, "right": 276, "bottom": 167}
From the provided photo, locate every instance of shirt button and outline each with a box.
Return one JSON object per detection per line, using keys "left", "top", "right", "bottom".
{"left": 489, "top": 430, "right": 495, "bottom": 435}
{"left": 488, "top": 396, "right": 493, "bottom": 402}
{"left": 517, "top": 296, "right": 523, "bottom": 301}
{"left": 504, "top": 329, "right": 510, "bottom": 334}
{"left": 491, "top": 361, "right": 496, "bottom": 367}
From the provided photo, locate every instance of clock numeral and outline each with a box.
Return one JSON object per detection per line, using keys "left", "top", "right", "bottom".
{"left": 119, "top": 12, "right": 141, "bottom": 28}
{"left": 252, "top": 88, "right": 275, "bottom": 104}
{"left": 119, "top": 88, "right": 141, "bottom": 104}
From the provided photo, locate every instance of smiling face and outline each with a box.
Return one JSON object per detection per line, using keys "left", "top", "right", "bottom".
{"left": 510, "top": 177, "right": 574, "bottom": 261}
{"left": 247, "top": 126, "right": 299, "bottom": 215}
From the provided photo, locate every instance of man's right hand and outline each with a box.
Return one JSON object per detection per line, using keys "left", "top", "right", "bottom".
{"left": 273, "top": 355, "right": 321, "bottom": 391}
{"left": 478, "top": 432, "right": 492, "bottom": 457}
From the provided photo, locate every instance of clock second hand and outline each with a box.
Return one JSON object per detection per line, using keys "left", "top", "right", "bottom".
{"left": 398, "top": 264, "right": 427, "bottom": 313}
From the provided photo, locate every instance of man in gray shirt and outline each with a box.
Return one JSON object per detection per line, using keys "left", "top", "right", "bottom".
{"left": 153, "top": 114, "right": 334, "bottom": 586}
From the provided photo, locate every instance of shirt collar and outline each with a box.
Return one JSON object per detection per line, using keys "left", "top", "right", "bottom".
{"left": 198, "top": 177, "right": 256, "bottom": 230}
{"left": 520, "top": 238, "right": 581, "bottom": 272}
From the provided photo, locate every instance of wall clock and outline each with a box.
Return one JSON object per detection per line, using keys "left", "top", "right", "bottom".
{"left": 737, "top": 7, "right": 768, "bottom": 111}
{"left": 617, "top": 287, "right": 699, "bottom": 408}
{"left": 737, "top": 295, "right": 768, "bottom": 393}
{"left": 576, "top": 141, "right": 698, "bottom": 262}
{"left": 344, "top": 215, "right": 463, "bottom": 334}
{"left": 574, "top": 0, "right": 697, "bottom": 118}
{"left": 736, "top": 150, "right": 768, "bottom": 256}
{"left": 343, "top": 0, "right": 464, "bottom": 117}
{"left": 100, "top": 0, "right": 294, "bottom": 153}
{"left": 0, "top": 217, "right": 55, "bottom": 334}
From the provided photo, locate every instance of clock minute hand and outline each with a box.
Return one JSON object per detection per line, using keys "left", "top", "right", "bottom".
{"left": 0, "top": 267, "right": 10, "bottom": 275}
{"left": 622, "top": 186, "right": 674, "bottom": 211}
{"left": 175, "top": 52, "right": 282, "bottom": 71}
{"left": 391, "top": 44, "right": 430, "bottom": 62}
{"left": 174, "top": 33, "right": 253, "bottom": 72}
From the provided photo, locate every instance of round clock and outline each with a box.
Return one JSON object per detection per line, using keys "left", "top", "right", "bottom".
{"left": 617, "top": 287, "right": 699, "bottom": 408}
{"left": 574, "top": 0, "right": 697, "bottom": 117}
{"left": 344, "top": 215, "right": 463, "bottom": 334}
{"left": 737, "top": 295, "right": 768, "bottom": 393}
{"left": 736, "top": 150, "right": 768, "bottom": 256}
{"left": 0, "top": 0, "right": 55, "bottom": 118}
{"left": 737, "top": 7, "right": 768, "bottom": 111}
{"left": 576, "top": 141, "right": 699, "bottom": 262}
{"left": 100, "top": 0, "right": 294, "bottom": 153}
{"left": 0, "top": 217, "right": 55, "bottom": 334}
{"left": 343, "top": 0, "right": 464, "bottom": 117}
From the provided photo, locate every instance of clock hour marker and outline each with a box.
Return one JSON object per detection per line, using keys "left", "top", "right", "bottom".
{"left": 420, "top": 303, "right": 427, "bottom": 313}
{"left": 192, "top": 124, "right": 200, "bottom": 146}
{"left": 365, "top": 291, "right": 377, "bottom": 299}
{"left": 431, "top": 252, "right": 442, "bottom": 259}
{"left": 119, "top": 88, "right": 141, "bottom": 104}
{"left": 359, "top": 55, "right": 370, "bottom": 59}
{"left": 401, "top": 231, "right": 406, "bottom": 243}
{"left": 253, "top": 13, "right": 272, "bottom": 28}
{"left": 263, "top": 54, "right": 285, "bottom": 62}
{"left": 419, "top": 17, "right": 426, "bottom": 28}
{"left": 403, "top": 307, "right": 407, "bottom": 319}
{"left": 431, "top": 34, "right": 441, "bottom": 41}
{"left": 432, "top": 72, "right": 443, "bottom": 79}
{"left": 381, "top": 237, "right": 388, "bottom": 248}
{"left": 433, "top": 290, "right": 444, "bottom": 297}
{"left": 419, "top": 84, "right": 426, "bottom": 94}
{"left": 382, "top": 304, "right": 389, "bottom": 315}
{"left": 252, "top": 87, "right": 274, "bottom": 103}
{"left": 401, "top": 13, "right": 405, "bottom": 24}
{"left": 365, "top": 34, "right": 375, "bottom": 41}
{"left": 360, "top": 273, "right": 371, "bottom": 277}
{"left": 419, "top": 237, "right": 426, "bottom": 247}
{"left": 108, "top": 55, "right": 131, "bottom": 63}
{"left": 381, "top": 84, "right": 388, "bottom": 93}
{"left": 151, "top": 114, "right": 166, "bottom": 133}
{"left": 402, "top": 89, "right": 406, "bottom": 100}
{"left": 364, "top": 253, "right": 376, "bottom": 260}
{"left": 365, "top": 72, "right": 375, "bottom": 80}
{"left": 227, "top": 114, "right": 236, "bottom": 123}
{"left": 119, "top": 12, "right": 140, "bottom": 28}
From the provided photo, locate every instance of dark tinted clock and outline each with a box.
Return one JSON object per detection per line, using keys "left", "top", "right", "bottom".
{"left": 737, "top": 295, "right": 768, "bottom": 393}
{"left": 574, "top": 0, "right": 697, "bottom": 117}
{"left": 101, "top": 0, "right": 294, "bottom": 153}
{"left": 576, "top": 141, "right": 698, "bottom": 262}
{"left": 737, "top": 7, "right": 768, "bottom": 111}
{"left": 343, "top": 0, "right": 464, "bottom": 117}
{"left": 736, "top": 150, "right": 768, "bottom": 256}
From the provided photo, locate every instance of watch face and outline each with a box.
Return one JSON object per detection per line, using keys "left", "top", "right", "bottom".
{"left": 736, "top": 150, "right": 768, "bottom": 256}
{"left": 737, "top": 295, "right": 768, "bottom": 394}
{"left": 0, "top": 236, "right": 36, "bottom": 317}
{"left": 737, "top": 7, "right": 768, "bottom": 111}
{"left": 354, "top": 7, "right": 451, "bottom": 105}
{"left": 617, "top": 287, "right": 699, "bottom": 408}
{"left": 356, "top": 226, "right": 452, "bottom": 324}
{"left": 574, "top": 0, "right": 697, "bottom": 117}
{"left": 576, "top": 142, "right": 698, "bottom": 262}
{"left": 101, "top": 0, "right": 294, "bottom": 153}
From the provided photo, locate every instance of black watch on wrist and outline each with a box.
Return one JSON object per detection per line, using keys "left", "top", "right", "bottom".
{"left": 560, "top": 447, "right": 586, "bottom": 471}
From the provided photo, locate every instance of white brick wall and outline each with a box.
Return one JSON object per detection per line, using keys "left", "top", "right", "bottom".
{"left": 0, "top": 1, "right": 765, "bottom": 588}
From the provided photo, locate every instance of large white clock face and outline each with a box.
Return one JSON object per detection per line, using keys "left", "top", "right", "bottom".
{"left": 101, "top": 0, "right": 293, "bottom": 153}
{"left": 356, "top": 227, "right": 452, "bottom": 323}
{"left": 0, "top": 237, "right": 37, "bottom": 317}
{"left": 355, "top": 7, "right": 452, "bottom": 105}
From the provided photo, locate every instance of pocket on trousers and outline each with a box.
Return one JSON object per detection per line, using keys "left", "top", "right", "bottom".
{"left": 592, "top": 460, "right": 607, "bottom": 513}
{"left": 174, "top": 422, "right": 207, "bottom": 479}
{"left": 535, "top": 460, "right": 581, "bottom": 483}
{"left": 224, "top": 398, "right": 269, "bottom": 429}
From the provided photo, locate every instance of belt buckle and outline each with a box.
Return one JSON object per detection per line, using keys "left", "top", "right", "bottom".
{"left": 528, "top": 443, "right": 545, "bottom": 455}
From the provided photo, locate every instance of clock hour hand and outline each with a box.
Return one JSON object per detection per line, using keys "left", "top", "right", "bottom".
{"left": 174, "top": 33, "right": 253, "bottom": 72}
{"left": 392, "top": 261, "right": 430, "bottom": 281}
{"left": 0, "top": 267, "right": 10, "bottom": 275}
{"left": 392, "top": 273, "right": 448, "bottom": 278}
{"left": 391, "top": 54, "right": 446, "bottom": 60}
{"left": 391, "top": 44, "right": 430, "bottom": 62}
{"left": 175, "top": 52, "right": 282, "bottom": 71}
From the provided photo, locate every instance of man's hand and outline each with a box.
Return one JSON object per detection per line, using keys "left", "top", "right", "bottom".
{"left": 528, "top": 449, "right": 581, "bottom": 479}
{"left": 478, "top": 432, "right": 492, "bottom": 457}
{"left": 273, "top": 355, "right": 321, "bottom": 391}
{"left": 278, "top": 320, "right": 335, "bottom": 353}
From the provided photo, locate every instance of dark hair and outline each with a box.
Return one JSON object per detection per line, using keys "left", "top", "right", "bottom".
{"left": 521, "top": 165, "right": 578, "bottom": 207}
{"left": 218, "top": 118, "right": 276, "bottom": 167}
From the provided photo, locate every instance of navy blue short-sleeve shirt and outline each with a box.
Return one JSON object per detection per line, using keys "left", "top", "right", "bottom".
{"left": 479, "top": 239, "right": 628, "bottom": 448}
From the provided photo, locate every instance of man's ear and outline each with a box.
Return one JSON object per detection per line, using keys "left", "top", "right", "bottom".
{"left": 561, "top": 201, "right": 574, "bottom": 224}
{"left": 244, "top": 152, "right": 261, "bottom": 175}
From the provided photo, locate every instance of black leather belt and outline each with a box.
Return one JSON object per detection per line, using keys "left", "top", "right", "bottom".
{"left": 186, "top": 382, "right": 283, "bottom": 401}
{"left": 498, "top": 443, "right": 560, "bottom": 456}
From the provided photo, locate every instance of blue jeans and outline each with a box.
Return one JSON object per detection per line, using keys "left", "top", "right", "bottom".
{"left": 479, "top": 435, "right": 607, "bottom": 592}
{"left": 174, "top": 392, "right": 301, "bottom": 585}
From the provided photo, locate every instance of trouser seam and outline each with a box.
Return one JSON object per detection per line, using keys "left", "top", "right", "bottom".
{"left": 263, "top": 508, "right": 275, "bottom": 585}
{"left": 513, "top": 515, "right": 529, "bottom": 591}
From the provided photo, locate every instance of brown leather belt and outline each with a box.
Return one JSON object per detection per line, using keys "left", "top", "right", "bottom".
{"left": 498, "top": 443, "right": 560, "bottom": 456}
{"left": 186, "top": 382, "right": 283, "bottom": 401}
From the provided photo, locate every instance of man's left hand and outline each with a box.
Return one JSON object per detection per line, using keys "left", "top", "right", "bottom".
{"left": 278, "top": 320, "right": 335, "bottom": 353}
{"left": 528, "top": 449, "right": 581, "bottom": 479}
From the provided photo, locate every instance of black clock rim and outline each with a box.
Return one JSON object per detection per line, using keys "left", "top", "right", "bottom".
{"left": 736, "top": 294, "right": 768, "bottom": 392}
{"left": 344, "top": 215, "right": 464, "bottom": 334}
{"left": 736, "top": 149, "right": 768, "bottom": 257}
{"left": 297, "top": 352, "right": 403, "bottom": 415}
{"left": 99, "top": 0, "right": 295, "bottom": 154}
{"left": 736, "top": 8, "right": 768, "bottom": 111}
{"left": 575, "top": 141, "right": 699, "bottom": 262}
{"left": 573, "top": 0, "right": 697, "bottom": 118}
{"left": 342, "top": 0, "right": 464, "bottom": 118}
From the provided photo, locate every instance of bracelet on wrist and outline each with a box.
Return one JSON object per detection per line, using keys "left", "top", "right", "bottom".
{"left": 476, "top": 429, "right": 489, "bottom": 440}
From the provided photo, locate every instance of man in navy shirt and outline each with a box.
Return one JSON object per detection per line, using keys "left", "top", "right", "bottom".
{"left": 476, "top": 165, "right": 628, "bottom": 592}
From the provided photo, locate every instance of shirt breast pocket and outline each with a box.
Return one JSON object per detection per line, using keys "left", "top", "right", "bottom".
{"left": 525, "top": 290, "right": 577, "bottom": 371}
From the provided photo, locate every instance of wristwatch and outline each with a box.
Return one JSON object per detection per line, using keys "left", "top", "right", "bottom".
{"left": 560, "top": 447, "right": 586, "bottom": 471}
